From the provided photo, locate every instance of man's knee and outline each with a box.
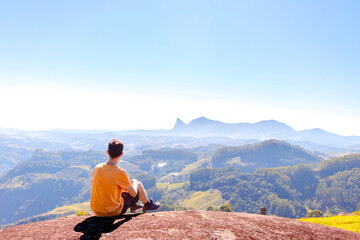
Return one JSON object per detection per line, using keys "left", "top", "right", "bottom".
{"left": 131, "top": 179, "right": 143, "bottom": 188}
{"left": 136, "top": 181, "right": 144, "bottom": 189}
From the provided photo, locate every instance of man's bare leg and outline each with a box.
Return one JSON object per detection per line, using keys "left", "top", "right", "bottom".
{"left": 130, "top": 179, "right": 150, "bottom": 204}
{"left": 130, "top": 179, "right": 160, "bottom": 212}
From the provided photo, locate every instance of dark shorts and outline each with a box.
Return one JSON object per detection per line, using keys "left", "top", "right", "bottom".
{"left": 120, "top": 192, "right": 139, "bottom": 214}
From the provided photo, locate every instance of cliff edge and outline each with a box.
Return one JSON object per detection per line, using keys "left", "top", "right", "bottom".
{"left": 0, "top": 210, "right": 359, "bottom": 240}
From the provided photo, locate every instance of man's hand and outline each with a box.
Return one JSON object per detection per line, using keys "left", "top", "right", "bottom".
{"left": 125, "top": 179, "right": 138, "bottom": 197}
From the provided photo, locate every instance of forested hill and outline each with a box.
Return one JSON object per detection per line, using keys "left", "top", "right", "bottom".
{"left": 0, "top": 150, "right": 104, "bottom": 226}
{"left": 190, "top": 153, "right": 360, "bottom": 218}
{"left": 126, "top": 149, "right": 198, "bottom": 177}
{"left": 212, "top": 139, "right": 320, "bottom": 171}
{"left": 316, "top": 154, "right": 360, "bottom": 177}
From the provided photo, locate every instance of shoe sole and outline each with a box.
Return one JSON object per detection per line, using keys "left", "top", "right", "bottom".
{"left": 143, "top": 208, "right": 160, "bottom": 213}
{"left": 130, "top": 208, "right": 144, "bottom": 213}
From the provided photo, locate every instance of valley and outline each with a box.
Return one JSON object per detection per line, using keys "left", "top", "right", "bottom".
{"left": 1, "top": 118, "right": 360, "bottom": 228}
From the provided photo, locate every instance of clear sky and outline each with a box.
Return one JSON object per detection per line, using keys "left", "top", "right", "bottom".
{"left": 0, "top": 1, "right": 359, "bottom": 135}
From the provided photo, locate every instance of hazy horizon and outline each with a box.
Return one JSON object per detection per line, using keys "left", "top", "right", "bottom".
{"left": 1, "top": 116, "right": 359, "bottom": 138}
{"left": 1, "top": 1, "right": 359, "bottom": 135}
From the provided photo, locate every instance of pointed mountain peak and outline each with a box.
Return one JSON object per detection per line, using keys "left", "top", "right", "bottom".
{"left": 176, "top": 118, "right": 185, "bottom": 125}
{"left": 174, "top": 118, "right": 186, "bottom": 128}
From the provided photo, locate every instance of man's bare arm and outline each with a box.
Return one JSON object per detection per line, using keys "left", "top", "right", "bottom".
{"left": 124, "top": 179, "right": 138, "bottom": 197}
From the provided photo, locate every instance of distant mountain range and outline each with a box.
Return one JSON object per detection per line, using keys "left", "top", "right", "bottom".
{"left": 1, "top": 117, "right": 359, "bottom": 147}
{"left": 100, "top": 117, "right": 359, "bottom": 148}
{"left": 169, "top": 117, "right": 360, "bottom": 147}
{"left": 172, "top": 117, "right": 297, "bottom": 139}
{"left": 0, "top": 117, "right": 359, "bottom": 175}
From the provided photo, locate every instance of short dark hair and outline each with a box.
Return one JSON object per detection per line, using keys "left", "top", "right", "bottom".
{"left": 108, "top": 139, "right": 124, "bottom": 159}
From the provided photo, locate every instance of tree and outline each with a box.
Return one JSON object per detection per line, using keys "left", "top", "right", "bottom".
{"left": 218, "top": 203, "right": 233, "bottom": 212}
{"left": 207, "top": 206, "right": 215, "bottom": 211}
{"left": 306, "top": 209, "right": 323, "bottom": 218}
{"left": 270, "top": 197, "right": 296, "bottom": 218}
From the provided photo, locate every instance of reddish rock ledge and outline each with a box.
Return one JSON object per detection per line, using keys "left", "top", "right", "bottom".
{"left": 0, "top": 210, "right": 359, "bottom": 240}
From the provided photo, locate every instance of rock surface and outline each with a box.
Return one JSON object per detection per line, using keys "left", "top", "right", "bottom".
{"left": 0, "top": 210, "right": 359, "bottom": 240}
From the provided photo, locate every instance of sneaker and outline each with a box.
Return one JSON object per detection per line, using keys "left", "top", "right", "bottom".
{"left": 130, "top": 202, "right": 144, "bottom": 213}
{"left": 143, "top": 199, "right": 160, "bottom": 212}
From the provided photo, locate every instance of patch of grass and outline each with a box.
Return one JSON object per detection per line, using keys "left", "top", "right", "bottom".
{"left": 76, "top": 210, "right": 89, "bottom": 216}
{"left": 227, "top": 156, "right": 249, "bottom": 167}
{"left": 158, "top": 158, "right": 210, "bottom": 183}
{"left": 1, "top": 174, "right": 53, "bottom": 189}
{"left": 48, "top": 202, "right": 90, "bottom": 215}
{"left": 156, "top": 182, "right": 168, "bottom": 189}
{"left": 1, "top": 176, "right": 25, "bottom": 189}
{"left": 156, "top": 182, "right": 188, "bottom": 190}
{"left": 179, "top": 158, "right": 210, "bottom": 176}
{"left": 299, "top": 215, "right": 360, "bottom": 233}
{"left": 180, "top": 189, "right": 222, "bottom": 210}
{"left": 69, "top": 165, "right": 91, "bottom": 171}
{"left": 54, "top": 166, "right": 89, "bottom": 179}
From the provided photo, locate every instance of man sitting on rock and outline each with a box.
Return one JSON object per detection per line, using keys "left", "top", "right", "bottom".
{"left": 90, "top": 139, "right": 160, "bottom": 217}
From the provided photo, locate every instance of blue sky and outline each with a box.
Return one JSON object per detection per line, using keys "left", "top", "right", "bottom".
{"left": 0, "top": 1, "right": 359, "bottom": 135}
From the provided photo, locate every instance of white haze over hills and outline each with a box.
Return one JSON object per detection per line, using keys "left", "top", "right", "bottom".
{"left": 170, "top": 117, "right": 360, "bottom": 146}
{"left": 0, "top": 117, "right": 359, "bottom": 167}
{"left": 1, "top": 117, "right": 360, "bottom": 147}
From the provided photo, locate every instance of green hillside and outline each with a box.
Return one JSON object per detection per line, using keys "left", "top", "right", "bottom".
{"left": 212, "top": 139, "right": 320, "bottom": 171}
{"left": 0, "top": 150, "right": 104, "bottom": 226}
{"left": 0, "top": 202, "right": 91, "bottom": 229}
{"left": 190, "top": 153, "right": 360, "bottom": 218}
{"left": 180, "top": 189, "right": 222, "bottom": 210}
{"left": 316, "top": 153, "right": 360, "bottom": 177}
{"left": 126, "top": 149, "right": 198, "bottom": 177}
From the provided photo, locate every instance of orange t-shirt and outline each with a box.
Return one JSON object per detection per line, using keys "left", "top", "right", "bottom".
{"left": 90, "top": 163, "right": 131, "bottom": 217}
